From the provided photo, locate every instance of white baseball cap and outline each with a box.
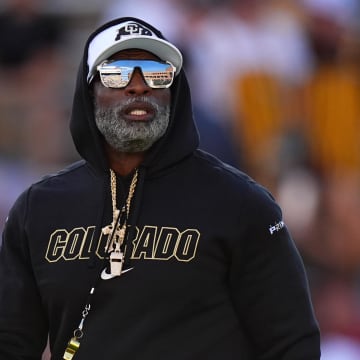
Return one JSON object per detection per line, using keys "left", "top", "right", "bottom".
{"left": 87, "top": 19, "right": 183, "bottom": 83}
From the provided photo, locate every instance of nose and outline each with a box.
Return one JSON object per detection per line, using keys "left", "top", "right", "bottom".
{"left": 125, "top": 68, "right": 151, "bottom": 95}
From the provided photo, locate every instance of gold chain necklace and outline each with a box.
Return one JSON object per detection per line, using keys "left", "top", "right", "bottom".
{"left": 101, "top": 168, "right": 138, "bottom": 276}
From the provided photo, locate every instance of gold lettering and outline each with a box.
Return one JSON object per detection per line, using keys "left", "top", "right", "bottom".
{"left": 95, "top": 231, "right": 108, "bottom": 259}
{"left": 154, "top": 227, "right": 179, "bottom": 260}
{"left": 45, "top": 229, "right": 68, "bottom": 263}
{"left": 132, "top": 226, "right": 157, "bottom": 259}
{"left": 79, "top": 226, "right": 96, "bottom": 259}
{"left": 175, "top": 229, "right": 200, "bottom": 262}
{"left": 63, "top": 228, "right": 86, "bottom": 260}
{"left": 45, "top": 225, "right": 201, "bottom": 264}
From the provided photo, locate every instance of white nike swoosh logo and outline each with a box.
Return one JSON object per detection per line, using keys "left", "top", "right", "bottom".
{"left": 101, "top": 267, "right": 134, "bottom": 280}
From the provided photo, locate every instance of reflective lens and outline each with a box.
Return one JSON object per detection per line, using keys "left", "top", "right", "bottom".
{"left": 97, "top": 59, "right": 176, "bottom": 89}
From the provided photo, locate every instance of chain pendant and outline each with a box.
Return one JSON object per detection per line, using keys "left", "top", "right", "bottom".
{"left": 63, "top": 337, "right": 80, "bottom": 360}
{"left": 102, "top": 209, "right": 122, "bottom": 252}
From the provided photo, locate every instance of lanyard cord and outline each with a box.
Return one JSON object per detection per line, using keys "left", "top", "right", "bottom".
{"left": 63, "top": 169, "right": 138, "bottom": 360}
{"left": 63, "top": 206, "right": 122, "bottom": 360}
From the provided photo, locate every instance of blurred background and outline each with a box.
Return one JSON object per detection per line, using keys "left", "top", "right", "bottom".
{"left": 1, "top": 0, "right": 360, "bottom": 358}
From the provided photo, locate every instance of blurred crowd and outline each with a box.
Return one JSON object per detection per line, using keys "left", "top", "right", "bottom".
{"left": 1, "top": 0, "right": 360, "bottom": 358}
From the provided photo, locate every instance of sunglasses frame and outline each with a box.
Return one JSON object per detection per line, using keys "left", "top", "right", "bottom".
{"left": 96, "top": 59, "right": 176, "bottom": 89}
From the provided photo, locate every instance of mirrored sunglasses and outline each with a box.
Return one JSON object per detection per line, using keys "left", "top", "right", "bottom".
{"left": 96, "top": 59, "right": 176, "bottom": 89}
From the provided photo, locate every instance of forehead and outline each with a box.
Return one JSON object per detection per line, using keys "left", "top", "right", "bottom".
{"left": 108, "top": 49, "right": 162, "bottom": 61}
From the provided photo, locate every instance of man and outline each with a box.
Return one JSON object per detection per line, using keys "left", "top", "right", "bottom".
{"left": 0, "top": 17, "right": 320, "bottom": 359}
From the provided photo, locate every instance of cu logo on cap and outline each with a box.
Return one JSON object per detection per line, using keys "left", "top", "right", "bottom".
{"left": 115, "top": 22, "right": 152, "bottom": 40}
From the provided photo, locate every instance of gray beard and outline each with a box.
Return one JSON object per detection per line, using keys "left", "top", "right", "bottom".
{"left": 94, "top": 97, "right": 170, "bottom": 153}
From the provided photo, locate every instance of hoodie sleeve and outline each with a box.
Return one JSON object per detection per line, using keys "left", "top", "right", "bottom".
{"left": 229, "top": 186, "right": 321, "bottom": 360}
{"left": 0, "top": 190, "right": 48, "bottom": 360}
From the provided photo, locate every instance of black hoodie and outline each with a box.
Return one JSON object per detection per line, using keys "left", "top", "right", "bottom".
{"left": 0, "top": 17, "right": 320, "bottom": 360}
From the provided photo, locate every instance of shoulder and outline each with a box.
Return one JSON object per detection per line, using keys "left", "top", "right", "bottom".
{"left": 194, "top": 150, "right": 275, "bottom": 199}
{"left": 30, "top": 160, "right": 103, "bottom": 193}
{"left": 193, "top": 149, "right": 282, "bottom": 220}
{"left": 34, "top": 160, "right": 88, "bottom": 184}
{"left": 8, "top": 160, "right": 95, "bottom": 211}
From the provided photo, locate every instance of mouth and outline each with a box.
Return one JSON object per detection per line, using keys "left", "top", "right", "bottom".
{"left": 122, "top": 102, "right": 156, "bottom": 122}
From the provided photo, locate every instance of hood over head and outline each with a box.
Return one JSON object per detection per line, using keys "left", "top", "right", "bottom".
{"left": 70, "top": 17, "right": 199, "bottom": 175}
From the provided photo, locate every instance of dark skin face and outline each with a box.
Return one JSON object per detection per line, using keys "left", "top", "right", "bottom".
{"left": 93, "top": 49, "right": 171, "bottom": 176}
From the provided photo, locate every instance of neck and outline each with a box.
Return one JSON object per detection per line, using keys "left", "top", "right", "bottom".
{"left": 105, "top": 143, "right": 145, "bottom": 176}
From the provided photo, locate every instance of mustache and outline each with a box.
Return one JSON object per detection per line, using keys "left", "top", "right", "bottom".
{"left": 97, "top": 96, "right": 163, "bottom": 114}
